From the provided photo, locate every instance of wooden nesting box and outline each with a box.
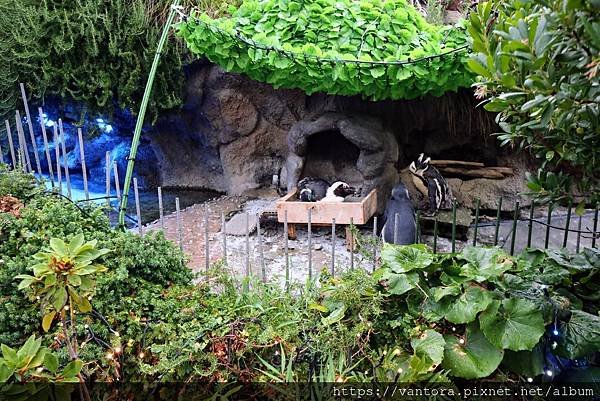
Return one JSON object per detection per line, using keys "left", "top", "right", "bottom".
{"left": 276, "top": 188, "right": 378, "bottom": 226}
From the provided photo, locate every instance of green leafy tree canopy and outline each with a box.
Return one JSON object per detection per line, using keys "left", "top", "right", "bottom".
{"left": 468, "top": 0, "right": 599, "bottom": 201}
{"left": 177, "top": 0, "right": 475, "bottom": 100}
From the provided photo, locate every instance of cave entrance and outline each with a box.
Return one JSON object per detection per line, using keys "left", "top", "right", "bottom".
{"left": 301, "top": 129, "right": 362, "bottom": 187}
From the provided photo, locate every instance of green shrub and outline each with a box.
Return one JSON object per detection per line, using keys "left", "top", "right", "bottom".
{"left": 178, "top": 0, "right": 474, "bottom": 100}
{"left": 0, "top": 0, "right": 189, "bottom": 120}
{"left": 1, "top": 171, "right": 598, "bottom": 390}
{"left": 467, "top": 0, "right": 599, "bottom": 201}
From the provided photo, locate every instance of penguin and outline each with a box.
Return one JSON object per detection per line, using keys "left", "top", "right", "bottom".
{"left": 408, "top": 153, "right": 453, "bottom": 214}
{"left": 297, "top": 177, "right": 329, "bottom": 202}
{"left": 381, "top": 183, "right": 416, "bottom": 245}
{"left": 320, "top": 181, "right": 357, "bottom": 202}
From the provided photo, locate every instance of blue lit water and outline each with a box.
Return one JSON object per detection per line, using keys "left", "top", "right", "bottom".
{"left": 39, "top": 173, "right": 220, "bottom": 225}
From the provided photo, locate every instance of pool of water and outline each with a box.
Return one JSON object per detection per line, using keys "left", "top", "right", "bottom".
{"left": 40, "top": 173, "right": 221, "bottom": 226}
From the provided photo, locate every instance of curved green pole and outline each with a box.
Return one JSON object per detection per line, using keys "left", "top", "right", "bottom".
{"left": 119, "top": 0, "right": 180, "bottom": 229}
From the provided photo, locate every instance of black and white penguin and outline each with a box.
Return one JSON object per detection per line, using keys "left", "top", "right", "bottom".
{"left": 297, "top": 177, "right": 330, "bottom": 202}
{"left": 408, "top": 153, "right": 453, "bottom": 213}
{"left": 321, "top": 181, "right": 357, "bottom": 202}
{"left": 381, "top": 183, "right": 416, "bottom": 245}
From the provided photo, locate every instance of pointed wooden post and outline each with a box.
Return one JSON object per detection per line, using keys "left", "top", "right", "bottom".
{"left": 133, "top": 178, "right": 143, "bottom": 235}
{"left": 58, "top": 119, "right": 72, "bottom": 199}
{"left": 20, "top": 84, "right": 42, "bottom": 175}
{"left": 15, "top": 111, "right": 30, "bottom": 172}
{"left": 77, "top": 128, "right": 89, "bottom": 201}
{"left": 5, "top": 120, "right": 16, "bottom": 168}
{"left": 53, "top": 126, "right": 62, "bottom": 193}
{"left": 38, "top": 108, "right": 54, "bottom": 186}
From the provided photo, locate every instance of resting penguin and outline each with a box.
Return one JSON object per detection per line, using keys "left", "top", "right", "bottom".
{"left": 381, "top": 183, "right": 416, "bottom": 245}
{"left": 320, "top": 181, "right": 357, "bottom": 202}
{"left": 408, "top": 153, "right": 453, "bottom": 214}
{"left": 297, "top": 177, "right": 330, "bottom": 202}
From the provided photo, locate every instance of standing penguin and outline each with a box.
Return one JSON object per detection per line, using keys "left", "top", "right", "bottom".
{"left": 381, "top": 183, "right": 416, "bottom": 245}
{"left": 408, "top": 153, "right": 453, "bottom": 214}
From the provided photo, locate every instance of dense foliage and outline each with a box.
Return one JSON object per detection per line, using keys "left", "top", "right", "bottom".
{"left": 1, "top": 170, "right": 598, "bottom": 399}
{"left": 0, "top": 0, "right": 190, "bottom": 121}
{"left": 177, "top": 0, "right": 474, "bottom": 100}
{"left": 467, "top": 0, "right": 600, "bottom": 201}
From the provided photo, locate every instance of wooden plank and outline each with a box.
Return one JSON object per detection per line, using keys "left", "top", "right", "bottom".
{"left": 430, "top": 159, "right": 485, "bottom": 167}
{"left": 439, "top": 166, "right": 505, "bottom": 179}
{"left": 276, "top": 189, "right": 377, "bottom": 225}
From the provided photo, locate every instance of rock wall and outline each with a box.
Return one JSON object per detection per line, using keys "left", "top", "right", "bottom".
{"left": 149, "top": 61, "right": 511, "bottom": 203}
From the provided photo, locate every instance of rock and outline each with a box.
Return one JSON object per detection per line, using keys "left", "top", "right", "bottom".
{"left": 284, "top": 112, "right": 398, "bottom": 212}
{"left": 225, "top": 212, "right": 257, "bottom": 236}
{"left": 448, "top": 158, "right": 532, "bottom": 213}
{"left": 145, "top": 62, "right": 510, "bottom": 200}
{"left": 213, "top": 90, "right": 259, "bottom": 144}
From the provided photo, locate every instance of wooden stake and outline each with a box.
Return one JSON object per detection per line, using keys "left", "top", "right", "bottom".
{"left": 372, "top": 216, "right": 377, "bottom": 271}
{"left": 494, "top": 197, "right": 503, "bottom": 246}
{"left": 113, "top": 162, "right": 121, "bottom": 202}
{"left": 433, "top": 217, "right": 438, "bottom": 254}
{"left": 38, "top": 108, "right": 54, "bottom": 186}
{"left": 331, "top": 218, "right": 336, "bottom": 277}
{"left": 563, "top": 200, "right": 572, "bottom": 248}
{"left": 510, "top": 201, "right": 519, "bottom": 255}
{"left": 307, "top": 208, "right": 312, "bottom": 280}
{"left": 158, "top": 187, "right": 164, "bottom": 230}
{"left": 350, "top": 217, "right": 354, "bottom": 270}
{"left": 394, "top": 213, "right": 399, "bottom": 244}
{"left": 176, "top": 197, "right": 182, "bottom": 250}
{"left": 133, "top": 178, "right": 143, "bottom": 235}
{"left": 545, "top": 203, "right": 553, "bottom": 249}
{"left": 205, "top": 205, "right": 210, "bottom": 272}
{"left": 58, "top": 120, "right": 72, "bottom": 199}
{"left": 245, "top": 212, "right": 250, "bottom": 281}
{"left": 105, "top": 152, "right": 111, "bottom": 208}
{"left": 5, "top": 120, "right": 16, "bottom": 168}
{"left": 15, "top": 111, "right": 30, "bottom": 172}
{"left": 53, "top": 126, "right": 62, "bottom": 193}
{"left": 20, "top": 84, "right": 42, "bottom": 175}
{"left": 257, "top": 212, "right": 266, "bottom": 282}
{"left": 527, "top": 202, "right": 535, "bottom": 248}
{"left": 473, "top": 199, "right": 480, "bottom": 246}
{"left": 221, "top": 212, "right": 227, "bottom": 265}
{"left": 451, "top": 200, "right": 457, "bottom": 253}
{"left": 284, "top": 210, "right": 289, "bottom": 291}
{"left": 77, "top": 128, "right": 89, "bottom": 201}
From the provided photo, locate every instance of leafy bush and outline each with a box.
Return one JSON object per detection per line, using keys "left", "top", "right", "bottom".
{"left": 0, "top": 0, "right": 189, "bottom": 120}
{"left": 177, "top": 0, "right": 474, "bottom": 100}
{"left": 467, "top": 0, "right": 600, "bottom": 201}
{"left": 1, "top": 171, "right": 598, "bottom": 394}
{"left": 376, "top": 244, "right": 600, "bottom": 379}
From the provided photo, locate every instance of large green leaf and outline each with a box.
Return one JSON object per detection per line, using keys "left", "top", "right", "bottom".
{"left": 411, "top": 329, "right": 445, "bottom": 367}
{"left": 556, "top": 310, "right": 600, "bottom": 359}
{"left": 385, "top": 272, "right": 419, "bottom": 295}
{"left": 459, "top": 247, "right": 513, "bottom": 282}
{"left": 381, "top": 244, "right": 434, "bottom": 273}
{"left": 444, "top": 286, "right": 493, "bottom": 324}
{"left": 442, "top": 322, "right": 504, "bottom": 379}
{"left": 321, "top": 304, "right": 346, "bottom": 326}
{"left": 479, "top": 298, "right": 545, "bottom": 351}
{"left": 501, "top": 344, "right": 545, "bottom": 377}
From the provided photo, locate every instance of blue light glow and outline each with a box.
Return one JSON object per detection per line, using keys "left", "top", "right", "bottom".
{"left": 552, "top": 329, "right": 559, "bottom": 336}
{"left": 96, "top": 117, "right": 113, "bottom": 133}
